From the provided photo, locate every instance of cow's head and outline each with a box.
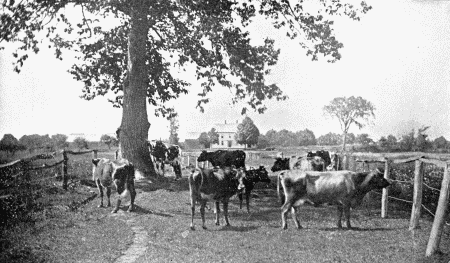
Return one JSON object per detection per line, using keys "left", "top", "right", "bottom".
{"left": 271, "top": 157, "right": 290, "bottom": 172}
{"left": 235, "top": 168, "right": 246, "bottom": 193}
{"left": 197, "top": 150, "right": 208, "bottom": 162}
{"left": 310, "top": 156, "right": 325, "bottom": 171}
{"left": 245, "top": 165, "right": 271, "bottom": 183}
{"left": 111, "top": 161, "right": 135, "bottom": 195}
{"left": 362, "top": 168, "right": 390, "bottom": 190}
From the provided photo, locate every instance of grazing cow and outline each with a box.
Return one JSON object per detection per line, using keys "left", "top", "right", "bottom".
{"left": 189, "top": 167, "right": 245, "bottom": 230}
{"left": 238, "top": 166, "right": 271, "bottom": 213}
{"left": 197, "top": 150, "right": 246, "bottom": 169}
{"left": 307, "top": 150, "right": 332, "bottom": 168}
{"left": 92, "top": 158, "right": 136, "bottom": 213}
{"left": 277, "top": 169, "right": 390, "bottom": 229}
{"left": 271, "top": 156, "right": 325, "bottom": 173}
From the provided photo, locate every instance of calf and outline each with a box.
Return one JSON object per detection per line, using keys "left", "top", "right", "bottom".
{"left": 278, "top": 169, "right": 390, "bottom": 229}
{"left": 238, "top": 166, "right": 271, "bottom": 213}
{"left": 189, "top": 167, "right": 245, "bottom": 230}
{"left": 92, "top": 158, "right": 136, "bottom": 213}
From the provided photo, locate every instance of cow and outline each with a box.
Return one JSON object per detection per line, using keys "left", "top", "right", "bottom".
{"left": 92, "top": 158, "right": 136, "bottom": 213}
{"left": 189, "top": 167, "right": 245, "bottom": 230}
{"left": 307, "top": 150, "right": 332, "bottom": 168}
{"left": 238, "top": 166, "right": 271, "bottom": 213}
{"left": 270, "top": 156, "right": 325, "bottom": 173}
{"left": 277, "top": 168, "right": 390, "bottom": 229}
{"left": 149, "top": 140, "right": 182, "bottom": 179}
{"left": 328, "top": 152, "right": 343, "bottom": 171}
{"left": 197, "top": 150, "right": 246, "bottom": 169}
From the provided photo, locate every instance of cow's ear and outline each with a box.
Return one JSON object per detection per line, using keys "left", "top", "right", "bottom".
{"left": 92, "top": 158, "right": 101, "bottom": 166}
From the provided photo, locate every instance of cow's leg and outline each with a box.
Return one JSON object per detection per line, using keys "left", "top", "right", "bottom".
{"left": 245, "top": 192, "right": 251, "bottom": 213}
{"left": 215, "top": 201, "right": 221, "bottom": 226}
{"left": 238, "top": 193, "right": 243, "bottom": 210}
{"left": 190, "top": 196, "right": 196, "bottom": 230}
{"left": 106, "top": 186, "right": 111, "bottom": 207}
{"left": 127, "top": 182, "right": 136, "bottom": 212}
{"left": 200, "top": 200, "right": 207, "bottom": 229}
{"left": 336, "top": 205, "right": 343, "bottom": 228}
{"left": 344, "top": 205, "right": 352, "bottom": 229}
{"left": 96, "top": 181, "right": 104, "bottom": 208}
{"left": 291, "top": 206, "right": 302, "bottom": 229}
{"left": 223, "top": 200, "right": 230, "bottom": 226}
{"left": 281, "top": 202, "right": 292, "bottom": 230}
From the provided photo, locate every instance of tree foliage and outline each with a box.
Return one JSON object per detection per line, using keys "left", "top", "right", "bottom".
{"left": 19, "top": 134, "right": 53, "bottom": 153}
{"left": 0, "top": 134, "right": 25, "bottom": 156}
{"left": 1, "top": 0, "right": 372, "bottom": 176}
{"left": 198, "top": 132, "right": 210, "bottom": 148}
{"left": 235, "top": 117, "right": 260, "bottom": 147}
{"left": 168, "top": 117, "right": 180, "bottom": 145}
{"left": 355, "top": 133, "right": 373, "bottom": 145}
{"left": 51, "top": 134, "right": 69, "bottom": 150}
{"left": 323, "top": 96, "right": 375, "bottom": 151}
{"left": 100, "top": 134, "right": 114, "bottom": 149}
{"left": 295, "top": 129, "right": 317, "bottom": 146}
{"left": 317, "top": 132, "right": 342, "bottom": 146}
{"left": 73, "top": 137, "right": 89, "bottom": 150}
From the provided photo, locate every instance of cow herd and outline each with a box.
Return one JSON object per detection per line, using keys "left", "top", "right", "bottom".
{"left": 91, "top": 147, "right": 390, "bottom": 231}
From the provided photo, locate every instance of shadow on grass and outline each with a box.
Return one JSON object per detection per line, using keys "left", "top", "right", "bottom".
{"left": 319, "top": 226, "right": 393, "bottom": 232}
{"left": 113, "top": 205, "right": 174, "bottom": 218}
{"left": 216, "top": 225, "right": 260, "bottom": 232}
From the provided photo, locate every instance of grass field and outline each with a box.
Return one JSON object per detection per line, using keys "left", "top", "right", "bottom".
{"left": 0, "top": 148, "right": 449, "bottom": 262}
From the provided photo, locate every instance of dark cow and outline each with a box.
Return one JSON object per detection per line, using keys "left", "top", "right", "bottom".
{"left": 197, "top": 150, "right": 246, "bottom": 169}
{"left": 307, "top": 150, "right": 332, "bottom": 168}
{"left": 238, "top": 166, "right": 271, "bottom": 213}
{"left": 189, "top": 167, "right": 245, "bottom": 230}
{"left": 271, "top": 156, "right": 325, "bottom": 172}
{"left": 92, "top": 158, "right": 136, "bottom": 213}
{"left": 277, "top": 169, "right": 390, "bottom": 229}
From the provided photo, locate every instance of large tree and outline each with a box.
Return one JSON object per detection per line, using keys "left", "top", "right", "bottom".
{"left": 0, "top": 134, "right": 25, "bottom": 156}
{"left": 235, "top": 116, "right": 260, "bottom": 148}
{"left": 1, "top": 1, "right": 371, "bottom": 177}
{"left": 323, "top": 96, "right": 375, "bottom": 151}
{"left": 168, "top": 116, "right": 180, "bottom": 145}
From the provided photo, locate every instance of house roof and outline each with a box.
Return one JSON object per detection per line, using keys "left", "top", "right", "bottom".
{"left": 213, "top": 123, "right": 239, "bottom": 133}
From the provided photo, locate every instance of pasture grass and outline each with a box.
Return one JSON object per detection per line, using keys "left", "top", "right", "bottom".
{"left": 0, "top": 148, "right": 449, "bottom": 262}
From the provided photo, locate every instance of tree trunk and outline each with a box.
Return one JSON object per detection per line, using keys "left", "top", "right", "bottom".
{"left": 342, "top": 132, "right": 348, "bottom": 152}
{"left": 120, "top": 0, "right": 157, "bottom": 179}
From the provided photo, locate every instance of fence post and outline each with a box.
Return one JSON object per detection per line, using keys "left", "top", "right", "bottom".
{"left": 115, "top": 150, "right": 119, "bottom": 160}
{"left": 93, "top": 150, "right": 98, "bottom": 160}
{"left": 381, "top": 159, "right": 390, "bottom": 218}
{"left": 426, "top": 163, "right": 450, "bottom": 256}
{"left": 62, "top": 150, "right": 68, "bottom": 190}
{"left": 187, "top": 155, "right": 190, "bottom": 168}
{"left": 409, "top": 160, "right": 424, "bottom": 230}
{"left": 350, "top": 156, "right": 356, "bottom": 172}
{"left": 195, "top": 158, "right": 198, "bottom": 168}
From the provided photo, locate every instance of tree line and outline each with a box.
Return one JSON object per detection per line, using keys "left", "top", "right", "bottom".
{"left": 0, "top": 134, "right": 120, "bottom": 157}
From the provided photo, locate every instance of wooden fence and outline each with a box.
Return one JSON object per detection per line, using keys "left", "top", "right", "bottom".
{"left": 343, "top": 152, "right": 450, "bottom": 257}
{"left": 0, "top": 149, "right": 100, "bottom": 194}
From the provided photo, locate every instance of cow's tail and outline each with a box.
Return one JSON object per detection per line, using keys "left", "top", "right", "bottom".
{"left": 277, "top": 172, "right": 285, "bottom": 205}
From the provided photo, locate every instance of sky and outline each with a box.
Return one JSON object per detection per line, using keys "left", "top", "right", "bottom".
{"left": 1, "top": 0, "right": 449, "bottom": 142}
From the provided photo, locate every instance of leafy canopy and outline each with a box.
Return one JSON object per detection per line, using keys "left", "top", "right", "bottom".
{"left": 1, "top": 0, "right": 371, "bottom": 117}
{"left": 235, "top": 116, "right": 260, "bottom": 147}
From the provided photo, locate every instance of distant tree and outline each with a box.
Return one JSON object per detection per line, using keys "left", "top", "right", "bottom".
{"left": 73, "top": 137, "right": 89, "bottom": 150}
{"left": 295, "top": 129, "right": 317, "bottom": 146}
{"left": 386, "top": 135, "right": 398, "bottom": 149}
{"left": 19, "top": 134, "right": 53, "bottom": 153}
{"left": 323, "top": 96, "right": 375, "bottom": 151}
{"left": 265, "top": 129, "right": 278, "bottom": 146}
{"left": 377, "top": 136, "right": 388, "bottom": 148}
{"left": 169, "top": 117, "right": 180, "bottom": 145}
{"left": 355, "top": 133, "right": 373, "bottom": 145}
{"left": 414, "top": 126, "right": 431, "bottom": 151}
{"left": 399, "top": 130, "right": 415, "bottom": 151}
{"left": 317, "top": 132, "right": 342, "bottom": 146}
{"left": 0, "top": 134, "right": 25, "bottom": 156}
{"left": 207, "top": 128, "right": 219, "bottom": 145}
{"left": 100, "top": 134, "right": 114, "bottom": 150}
{"left": 51, "top": 134, "right": 69, "bottom": 150}
{"left": 256, "top": 134, "right": 270, "bottom": 149}
{"left": 274, "top": 129, "right": 297, "bottom": 147}
{"left": 235, "top": 117, "right": 260, "bottom": 148}
{"left": 198, "top": 132, "right": 211, "bottom": 148}
{"left": 433, "top": 136, "right": 448, "bottom": 150}
{"left": 346, "top": 133, "right": 356, "bottom": 144}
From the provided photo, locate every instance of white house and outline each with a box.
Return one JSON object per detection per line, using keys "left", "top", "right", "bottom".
{"left": 211, "top": 120, "right": 246, "bottom": 149}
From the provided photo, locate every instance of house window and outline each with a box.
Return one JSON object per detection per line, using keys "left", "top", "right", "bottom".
{"left": 221, "top": 135, "right": 223, "bottom": 139}
{"left": 229, "top": 135, "right": 231, "bottom": 138}
{"left": 221, "top": 141, "right": 224, "bottom": 145}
